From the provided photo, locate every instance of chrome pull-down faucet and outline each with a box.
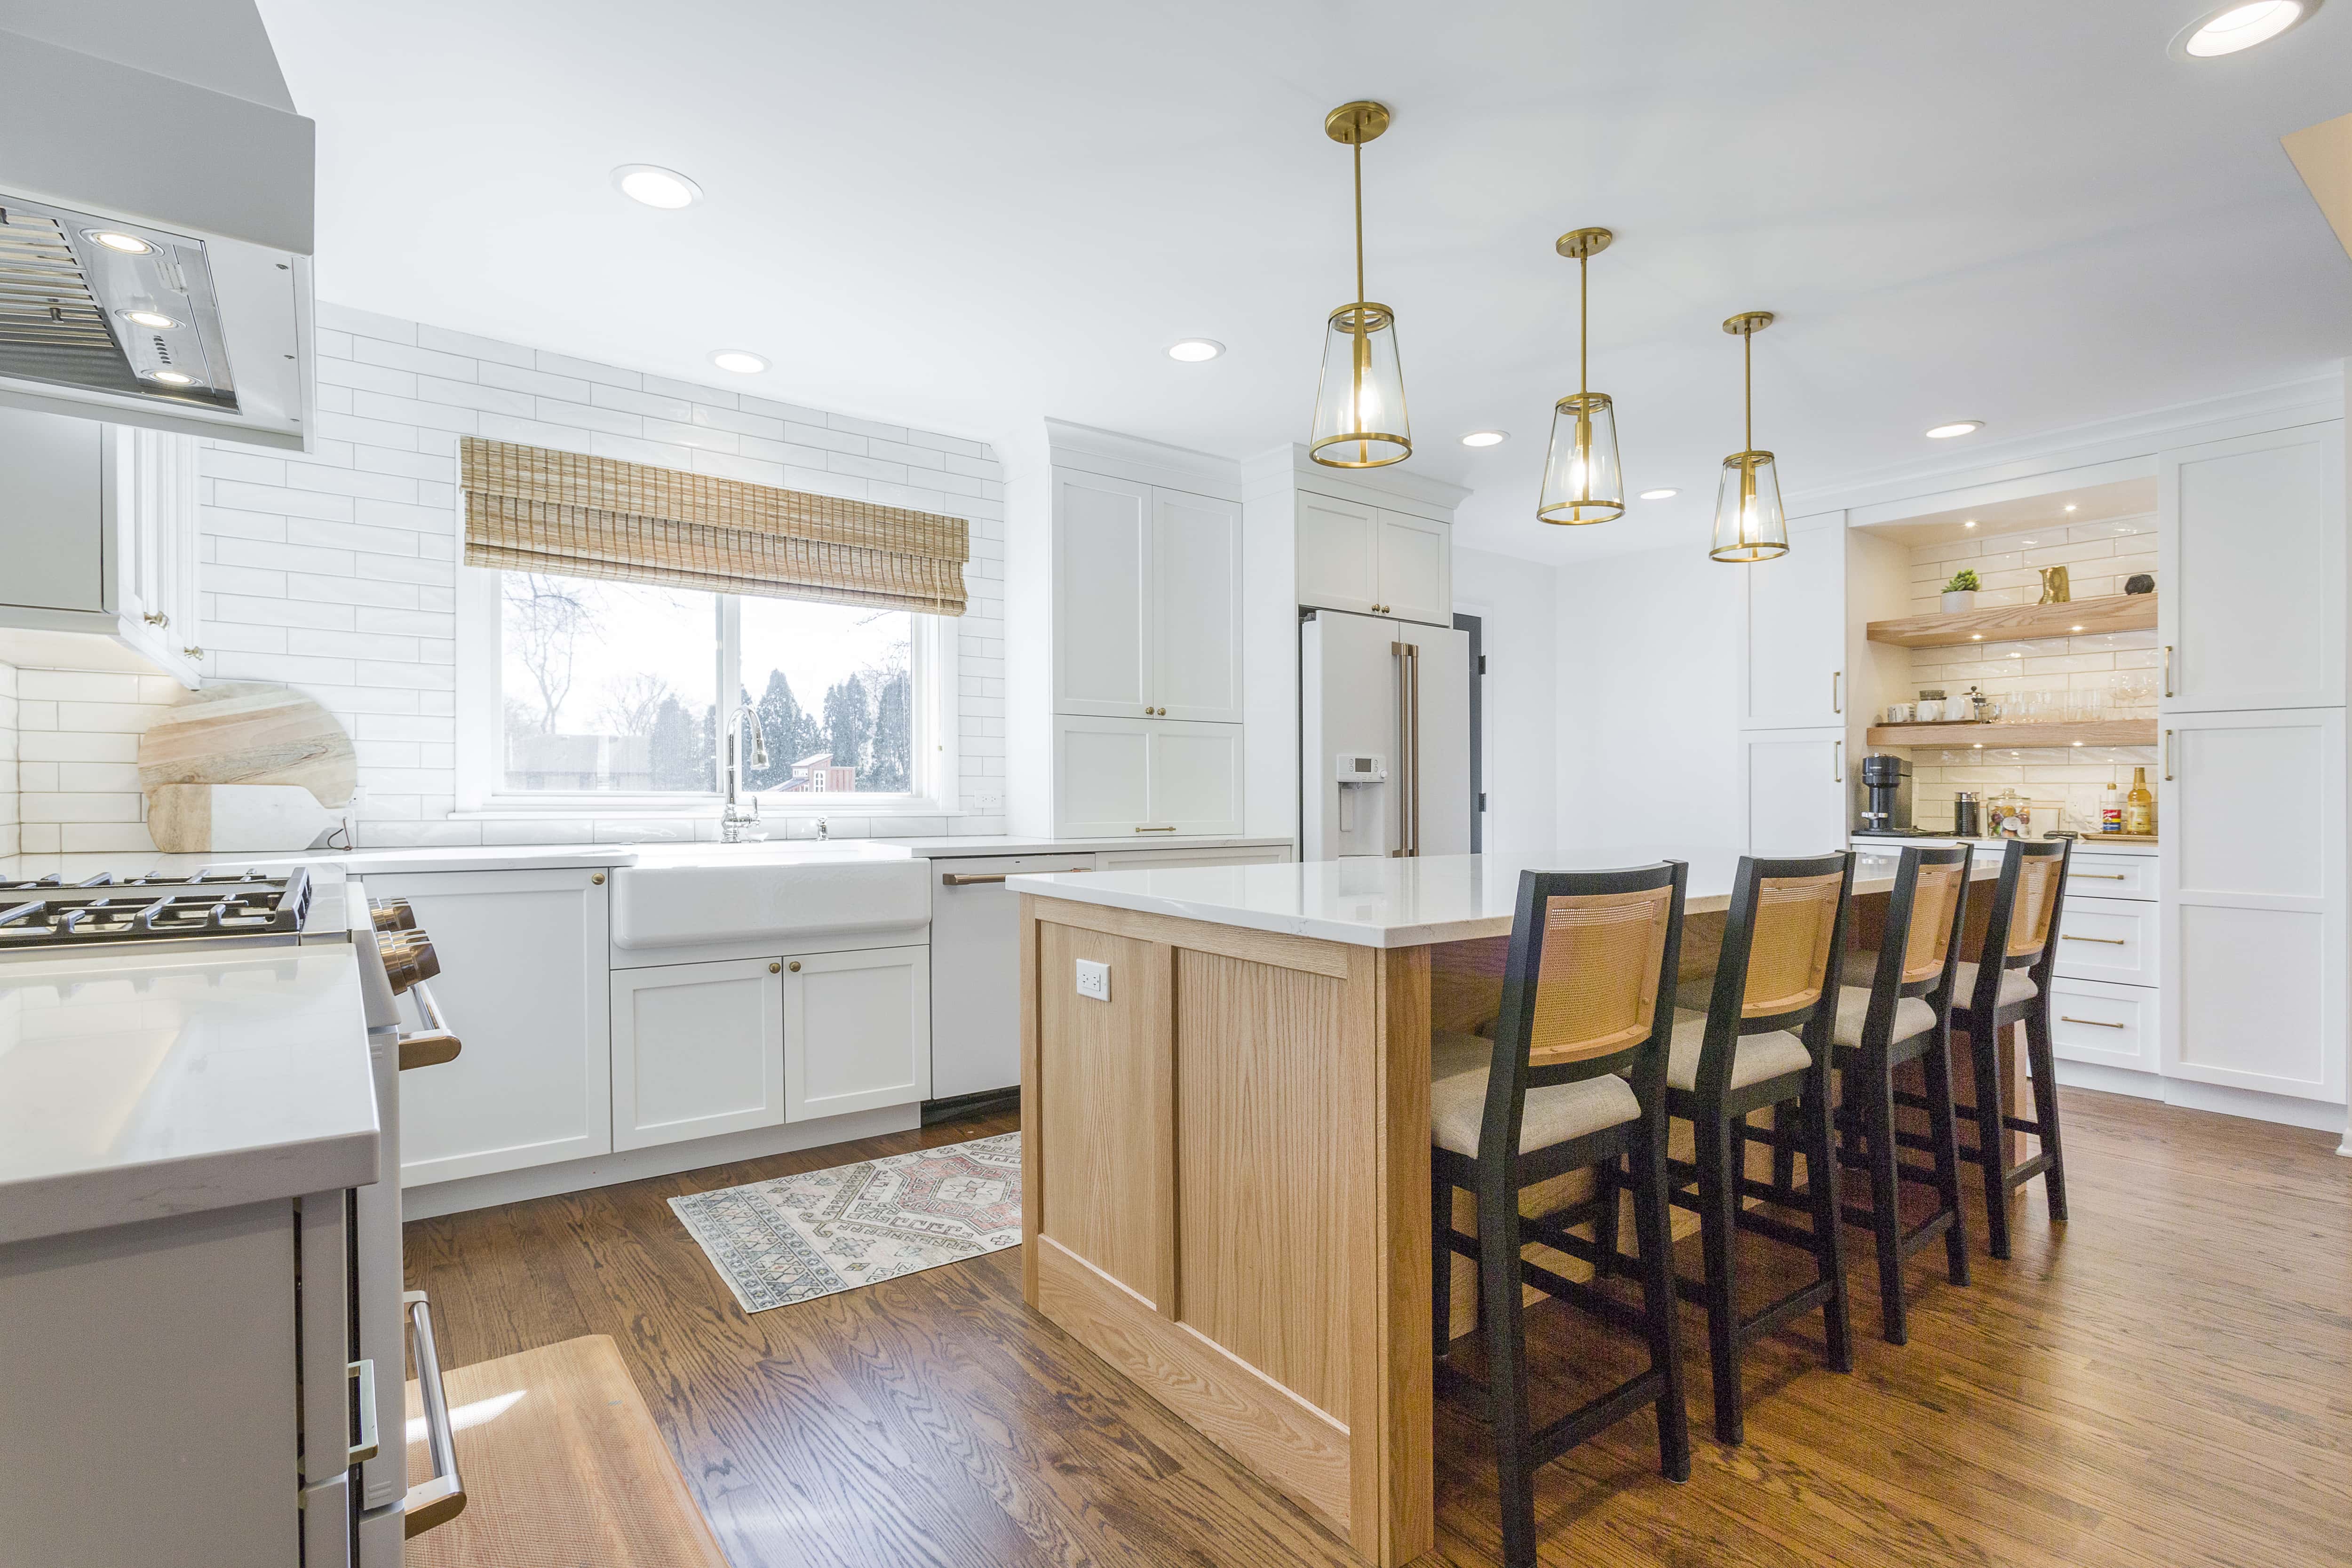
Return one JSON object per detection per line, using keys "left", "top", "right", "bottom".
{"left": 722, "top": 701, "right": 769, "bottom": 843}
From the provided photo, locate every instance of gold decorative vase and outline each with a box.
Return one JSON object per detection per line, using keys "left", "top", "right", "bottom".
{"left": 2038, "top": 565, "right": 2071, "bottom": 604}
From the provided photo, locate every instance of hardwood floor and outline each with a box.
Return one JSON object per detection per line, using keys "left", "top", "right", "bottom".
{"left": 405, "top": 1090, "right": 2352, "bottom": 1568}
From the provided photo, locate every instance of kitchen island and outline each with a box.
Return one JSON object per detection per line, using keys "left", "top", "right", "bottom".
{"left": 1008, "top": 848, "right": 2012, "bottom": 1566}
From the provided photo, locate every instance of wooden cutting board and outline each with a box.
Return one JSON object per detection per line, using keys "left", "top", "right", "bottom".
{"left": 137, "top": 682, "right": 357, "bottom": 806}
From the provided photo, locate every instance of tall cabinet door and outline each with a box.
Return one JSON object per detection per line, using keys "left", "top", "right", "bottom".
{"left": 2160, "top": 708, "right": 2347, "bottom": 1106}
{"left": 1739, "top": 511, "right": 1847, "bottom": 729}
{"left": 612, "top": 958, "right": 786, "bottom": 1150}
{"left": 385, "top": 867, "right": 614, "bottom": 1185}
{"left": 1295, "top": 490, "right": 1380, "bottom": 614}
{"left": 1146, "top": 719, "right": 1244, "bottom": 835}
{"left": 1055, "top": 469, "right": 1155, "bottom": 718}
{"left": 1151, "top": 487, "right": 1243, "bottom": 722}
{"left": 2158, "top": 422, "right": 2344, "bottom": 713}
{"left": 1740, "top": 727, "right": 1850, "bottom": 856}
{"left": 1376, "top": 509, "right": 1451, "bottom": 627}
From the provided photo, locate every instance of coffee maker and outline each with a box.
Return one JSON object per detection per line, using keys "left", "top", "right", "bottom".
{"left": 1857, "top": 753, "right": 1914, "bottom": 835}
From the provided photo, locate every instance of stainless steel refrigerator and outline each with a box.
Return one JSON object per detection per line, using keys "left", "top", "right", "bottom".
{"left": 1300, "top": 608, "right": 1472, "bottom": 860}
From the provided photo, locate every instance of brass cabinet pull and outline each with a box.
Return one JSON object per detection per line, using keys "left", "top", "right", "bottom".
{"left": 1832, "top": 740, "right": 1843, "bottom": 784}
{"left": 2162, "top": 645, "right": 2174, "bottom": 698}
{"left": 1134, "top": 824, "right": 1176, "bottom": 833}
{"left": 1831, "top": 670, "right": 1842, "bottom": 715}
{"left": 2164, "top": 729, "right": 2175, "bottom": 782}
{"left": 2062, "top": 934, "right": 2127, "bottom": 944}
{"left": 591, "top": 872, "right": 605, "bottom": 884}
{"left": 2060, "top": 1014, "right": 2126, "bottom": 1028}
{"left": 941, "top": 872, "right": 1009, "bottom": 885}
{"left": 788, "top": 960, "right": 801, "bottom": 972}
{"left": 769, "top": 961, "right": 781, "bottom": 973}
{"left": 143, "top": 610, "right": 169, "bottom": 627}
{"left": 182, "top": 645, "right": 204, "bottom": 659}
{"left": 2078, "top": 871, "right": 2126, "bottom": 880}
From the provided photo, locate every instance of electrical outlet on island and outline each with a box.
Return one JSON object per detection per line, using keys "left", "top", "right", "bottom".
{"left": 1074, "top": 958, "right": 1111, "bottom": 1002}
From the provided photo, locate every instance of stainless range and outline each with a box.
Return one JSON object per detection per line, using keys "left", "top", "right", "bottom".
{"left": 0, "top": 867, "right": 316, "bottom": 956}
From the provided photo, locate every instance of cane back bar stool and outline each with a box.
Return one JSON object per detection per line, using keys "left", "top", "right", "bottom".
{"left": 1430, "top": 862, "right": 1691, "bottom": 1568}
{"left": 1828, "top": 844, "right": 1975, "bottom": 1345}
{"left": 1607, "top": 850, "right": 1857, "bottom": 1447}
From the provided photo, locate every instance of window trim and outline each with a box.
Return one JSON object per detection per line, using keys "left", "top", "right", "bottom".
{"left": 453, "top": 564, "right": 961, "bottom": 818}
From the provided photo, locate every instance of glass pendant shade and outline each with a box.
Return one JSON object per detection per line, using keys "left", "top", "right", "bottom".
{"left": 1536, "top": 391, "right": 1623, "bottom": 524}
{"left": 1709, "top": 449, "right": 1787, "bottom": 562}
{"left": 1310, "top": 302, "right": 1411, "bottom": 467}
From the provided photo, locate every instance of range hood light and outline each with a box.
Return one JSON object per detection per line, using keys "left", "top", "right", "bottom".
{"left": 149, "top": 370, "right": 197, "bottom": 385}
{"left": 121, "top": 309, "right": 181, "bottom": 330}
{"left": 87, "top": 230, "right": 153, "bottom": 254}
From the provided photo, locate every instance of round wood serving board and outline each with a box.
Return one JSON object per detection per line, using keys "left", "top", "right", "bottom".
{"left": 137, "top": 683, "right": 358, "bottom": 806}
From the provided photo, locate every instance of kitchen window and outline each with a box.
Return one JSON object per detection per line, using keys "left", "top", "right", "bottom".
{"left": 458, "top": 567, "right": 957, "bottom": 815}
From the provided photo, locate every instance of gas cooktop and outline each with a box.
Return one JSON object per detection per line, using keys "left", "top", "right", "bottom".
{"left": 0, "top": 868, "right": 314, "bottom": 953}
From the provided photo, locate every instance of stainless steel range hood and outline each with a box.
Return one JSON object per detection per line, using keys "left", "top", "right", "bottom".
{"left": 0, "top": 3, "right": 314, "bottom": 450}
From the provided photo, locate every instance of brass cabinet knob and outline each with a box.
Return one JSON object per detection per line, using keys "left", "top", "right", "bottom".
{"left": 769, "top": 962, "right": 781, "bottom": 973}
{"left": 590, "top": 872, "right": 605, "bottom": 885}
{"left": 143, "top": 611, "right": 169, "bottom": 627}
{"left": 788, "top": 960, "right": 801, "bottom": 972}
{"left": 182, "top": 645, "right": 204, "bottom": 659}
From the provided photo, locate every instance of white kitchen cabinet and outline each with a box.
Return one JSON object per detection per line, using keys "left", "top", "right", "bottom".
{"left": 1739, "top": 727, "right": 1849, "bottom": 856}
{"left": 1052, "top": 467, "right": 1243, "bottom": 725}
{"left": 2050, "top": 976, "right": 2161, "bottom": 1075}
{"left": 1739, "top": 510, "right": 1847, "bottom": 730}
{"left": 611, "top": 957, "right": 786, "bottom": 1150}
{"left": 2158, "top": 422, "right": 2344, "bottom": 714}
{"left": 1295, "top": 489, "right": 1454, "bottom": 628}
{"left": 2160, "top": 708, "right": 2347, "bottom": 1105}
{"left": 380, "top": 867, "right": 616, "bottom": 1185}
{"left": 2051, "top": 895, "right": 2160, "bottom": 987}
{"left": 0, "top": 408, "right": 201, "bottom": 684}
{"left": 1094, "top": 844, "right": 1293, "bottom": 870}
{"left": 1054, "top": 716, "right": 1243, "bottom": 836}
{"left": 785, "top": 945, "right": 932, "bottom": 1122}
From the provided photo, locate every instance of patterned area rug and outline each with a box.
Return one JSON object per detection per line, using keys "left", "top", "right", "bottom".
{"left": 668, "top": 1133, "right": 1021, "bottom": 1312}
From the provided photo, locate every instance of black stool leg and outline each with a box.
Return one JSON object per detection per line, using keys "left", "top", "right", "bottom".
{"left": 2025, "top": 1009, "right": 2069, "bottom": 1226}
{"left": 1432, "top": 1168, "right": 1454, "bottom": 1358}
{"left": 1629, "top": 1114, "right": 1690, "bottom": 1481}
{"left": 1803, "top": 1075, "right": 1854, "bottom": 1372}
{"left": 1593, "top": 1153, "right": 1622, "bottom": 1276}
{"left": 1770, "top": 1100, "right": 1798, "bottom": 1194}
{"left": 1695, "top": 1108, "right": 1744, "bottom": 1445}
{"left": 1965, "top": 1021, "right": 2014, "bottom": 1260}
{"left": 1861, "top": 1051, "right": 1907, "bottom": 1345}
{"left": 1922, "top": 1028, "right": 1971, "bottom": 1286}
{"left": 1477, "top": 1177, "right": 1537, "bottom": 1568}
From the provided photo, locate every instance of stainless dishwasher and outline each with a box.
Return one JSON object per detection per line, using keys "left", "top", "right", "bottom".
{"left": 926, "top": 853, "right": 1097, "bottom": 1105}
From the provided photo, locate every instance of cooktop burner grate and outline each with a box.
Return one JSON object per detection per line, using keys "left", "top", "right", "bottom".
{"left": 0, "top": 867, "right": 312, "bottom": 947}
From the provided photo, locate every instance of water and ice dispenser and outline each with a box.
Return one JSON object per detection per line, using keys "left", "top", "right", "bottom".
{"left": 1333, "top": 752, "right": 1390, "bottom": 857}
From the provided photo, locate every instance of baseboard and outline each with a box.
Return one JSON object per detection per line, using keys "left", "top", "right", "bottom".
{"left": 2052, "top": 1060, "right": 2164, "bottom": 1100}
{"left": 922, "top": 1086, "right": 1020, "bottom": 1125}
{"left": 403, "top": 1105, "right": 922, "bottom": 1219}
{"left": 2153, "top": 1077, "right": 2349, "bottom": 1136}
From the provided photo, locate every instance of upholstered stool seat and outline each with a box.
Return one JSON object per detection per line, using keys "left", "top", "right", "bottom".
{"left": 1430, "top": 1035, "right": 1641, "bottom": 1156}
{"left": 1667, "top": 1009, "right": 1811, "bottom": 1091}
{"left": 1831, "top": 987, "right": 1937, "bottom": 1050}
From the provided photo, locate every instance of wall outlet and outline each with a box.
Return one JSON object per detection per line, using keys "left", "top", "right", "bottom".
{"left": 1074, "top": 958, "right": 1111, "bottom": 1003}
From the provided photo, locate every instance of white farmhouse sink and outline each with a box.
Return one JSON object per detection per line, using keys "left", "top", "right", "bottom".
{"left": 610, "top": 842, "right": 930, "bottom": 949}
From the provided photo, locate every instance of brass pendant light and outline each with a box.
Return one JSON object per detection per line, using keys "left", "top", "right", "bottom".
{"left": 1536, "top": 227, "right": 1624, "bottom": 524}
{"left": 1708, "top": 310, "right": 1788, "bottom": 563}
{"left": 1310, "top": 100, "right": 1410, "bottom": 468}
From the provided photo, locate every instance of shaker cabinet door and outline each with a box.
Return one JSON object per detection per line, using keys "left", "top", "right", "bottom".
{"left": 1740, "top": 727, "right": 1850, "bottom": 857}
{"left": 1740, "top": 510, "right": 1846, "bottom": 729}
{"left": 0, "top": 403, "right": 105, "bottom": 613}
{"left": 1295, "top": 490, "right": 1381, "bottom": 615}
{"left": 1375, "top": 509, "right": 1451, "bottom": 627}
{"left": 1152, "top": 486, "right": 1244, "bottom": 723}
{"left": 1055, "top": 468, "right": 1155, "bottom": 717}
{"left": 612, "top": 958, "right": 787, "bottom": 1150}
{"left": 785, "top": 945, "right": 931, "bottom": 1122}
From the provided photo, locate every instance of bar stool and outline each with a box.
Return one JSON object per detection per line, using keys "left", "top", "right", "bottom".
{"left": 1947, "top": 837, "right": 2074, "bottom": 1259}
{"left": 1430, "top": 862, "right": 1691, "bottom": 1568}
{"left": 1828, "top": 844, "right": 1974, "bottom": 1344}
{"left": 1634, "top": 851, "right": 1857, "bottom": 1447}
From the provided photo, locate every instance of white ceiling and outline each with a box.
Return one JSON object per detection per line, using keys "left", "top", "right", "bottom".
{"left": 257, "top": 0, "right": 2352, "bottom": 563}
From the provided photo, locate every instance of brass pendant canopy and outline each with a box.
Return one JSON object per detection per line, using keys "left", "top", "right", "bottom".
{"left": 1709, "top": 311, "right": 1788, "bottom": 563}
{"left": 1536, "top": 226, "right": 1624, "bottom": 525}
{"left": 1310, "top": 100, "right": 1411, "bottom": 468}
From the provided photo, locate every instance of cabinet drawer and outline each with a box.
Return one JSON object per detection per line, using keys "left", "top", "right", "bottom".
{"left": 2049, "top": 977, "right": 2159, "bottom": 1074}
{"left": 2064, "top": 852, "right": 2156, "bottom": 900}
{"left": 2052, "top": 895, "right": 2159, "bottom": 986}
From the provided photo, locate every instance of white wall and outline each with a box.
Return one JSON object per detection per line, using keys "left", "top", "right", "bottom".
{"left": 1452, "top": 547, "right": 1558, "bottom": 859}
{"left": 0, "top": 662, "right": 15, "bottom": 858}
{"left": 1553, "top": 542, "right": 1741, "bottom": 852}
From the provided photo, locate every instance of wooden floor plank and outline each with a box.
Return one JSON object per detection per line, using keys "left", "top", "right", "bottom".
{"left": 405, "top": 1090, "right": 2352, "bottom": 1567}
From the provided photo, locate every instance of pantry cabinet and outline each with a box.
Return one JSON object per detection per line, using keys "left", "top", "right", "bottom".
{"left": 1295, "top": 489, "right": 1453, "bottom": 627}
{"left": 1739, "top": 510, "right": 1847, "bottom": 730}
{"left": 1053, "top": 467, "right": 1242, "bottom": 725}
{"left": 0, "top": 406, "right": 201, "bottom": 684}
{"left": 611, "top": 957, "right": 786, "bottom": 1150}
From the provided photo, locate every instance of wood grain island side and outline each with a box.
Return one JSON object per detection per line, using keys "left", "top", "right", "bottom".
{"left": 1013, "top": 851, "right": 2022, "bottom": 1566}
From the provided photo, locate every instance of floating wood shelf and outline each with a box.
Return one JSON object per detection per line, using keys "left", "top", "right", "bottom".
{"left": 1865, "top": 719, "right": 2159, "bottom": 748}
{"left": 1866, "top": 593, "right": 2156, "bottom": 648}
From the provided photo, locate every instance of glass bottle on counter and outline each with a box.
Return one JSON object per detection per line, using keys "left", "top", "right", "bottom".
{"left": 2124, "top": 766, "right": 2155, "bottom": 836}
{"left": 2101, "top": 782, "right": 2124, "bottom": 834}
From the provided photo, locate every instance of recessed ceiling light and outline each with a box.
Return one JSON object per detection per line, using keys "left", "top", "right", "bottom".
{"left": 149, "top": 370, "right": 196, "bottom": 385}
{"left": 1459, "top": 430, "right": 1508, "bottom": 447}
{"left": 612, "top": 164, "right": 703, "bottom": 209}
{"left": 120, "top": 309, "right": 180, "bottom": 330}
{"left": 2173, "top": 1, "right": 2313, "bottom": 58}
{"left": 1925, "top": 420, "right": 1983, "bottom": 439}
{"left": 1638, "top": 487, "right": 1679, "bottom": 500}
{"left": 709, "top": 350, "right": 767, "bottom": 374}
{"left": 87, "top": 231, "right": 152, "bottom": 254}
{"left": 1167, "top": 339, "right": 1224, "bottom": 362}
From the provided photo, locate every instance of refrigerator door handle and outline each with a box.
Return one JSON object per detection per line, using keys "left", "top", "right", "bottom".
{"left": 1392, "top": 640, "right": 1421, "bottom": 856}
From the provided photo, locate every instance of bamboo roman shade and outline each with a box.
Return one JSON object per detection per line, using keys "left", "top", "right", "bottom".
{"left": 460, "top": 437, "right": 969, "bottom": 615}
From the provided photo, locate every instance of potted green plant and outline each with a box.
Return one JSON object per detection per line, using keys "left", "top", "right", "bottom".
{"left": 1941, "top": 568, "right": 1980, "bottom": 612}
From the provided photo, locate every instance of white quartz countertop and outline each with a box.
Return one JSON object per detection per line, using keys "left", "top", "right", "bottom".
{"left": 0, "top": 944, "right": 379, "bottom": 1245}
{"left": 1008, "top": 847, "right": 2008, "bottom": 949}
{"left": 0, "top": 833, "right": 1293, "bottom": 883}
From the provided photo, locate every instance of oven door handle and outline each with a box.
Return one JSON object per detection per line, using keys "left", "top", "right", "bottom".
{"left": 398, "top": 1290, "right": 467, "bottom": 1539}
{"left": 397, "top": 978, "right": 462, "bottom": 1071}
